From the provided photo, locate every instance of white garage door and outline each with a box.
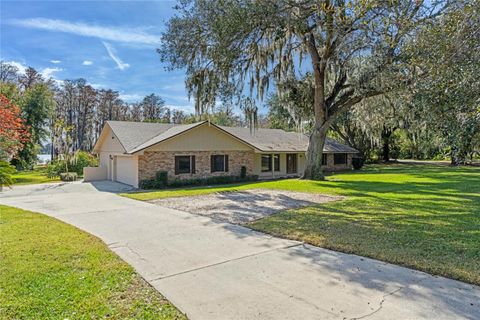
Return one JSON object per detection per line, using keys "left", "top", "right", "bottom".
{"left": 115, "top": 156, "right": 138, "bottom": 187}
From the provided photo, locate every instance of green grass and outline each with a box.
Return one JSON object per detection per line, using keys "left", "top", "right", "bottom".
{"left": 12, "top": 166, "right": 60, "bottom": 185}
{"left": 122, "top": 182, "right": 262, "bottom": 201}
{"left": 123, "top": 164, "right": 480, "bottom": 285}
{"left": 0, "top": 205, "right": 186, "bottom": 319}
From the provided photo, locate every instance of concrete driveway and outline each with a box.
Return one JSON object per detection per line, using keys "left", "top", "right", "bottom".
{"left": 1, "top": 182, "right": 479, "bottom": 320}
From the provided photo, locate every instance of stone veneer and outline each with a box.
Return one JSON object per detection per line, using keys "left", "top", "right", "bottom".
{"left": 322, "top": 153, "right": 353, "bottom": 171}
{"left": 138, "top": 150, "right": 255, "bottom": 182}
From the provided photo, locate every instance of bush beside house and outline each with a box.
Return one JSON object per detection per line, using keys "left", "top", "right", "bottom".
{"left": 47, "top": 151, "right": 98, "bottom": 181}
{"left": 139, "top": 167, "right": 258, "bottom": 190}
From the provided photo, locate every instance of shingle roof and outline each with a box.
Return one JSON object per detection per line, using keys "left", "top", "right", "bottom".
{"left": 323, "top": 137, "right": 358, "bottom": 153}
{"left": 218, "top": 126, "right": 308, "bottom": 152}
{"left": 218, "top": 126, "right": 357, "bottom": 153}
{"left": 107, "top": 121, "right": 177, "bottom": 153}
{"left": 105, "top": 120, "right": 358, "bottom": 154}
{"left": 128, "top": 122, "right": 204, "bottom": 153}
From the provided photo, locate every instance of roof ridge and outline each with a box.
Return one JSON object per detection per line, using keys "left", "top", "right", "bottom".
{"left": 128, "top": 121, "right": 207, "bottom": 154}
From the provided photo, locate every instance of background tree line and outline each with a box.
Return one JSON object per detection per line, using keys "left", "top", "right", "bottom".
{"left": 0, "top": 62, "right": 249, "bottom": 170}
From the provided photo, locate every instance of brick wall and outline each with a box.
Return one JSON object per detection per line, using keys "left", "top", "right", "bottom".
{"left": 322, "top": 153, "right": 353, "bottom": 171}
{"left": 138, "top": 150, "right": 255, "bottom": 182}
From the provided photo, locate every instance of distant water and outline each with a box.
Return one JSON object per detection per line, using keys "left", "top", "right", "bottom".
{"left": 37, "top": 154, "right": 51, "bottom": 164}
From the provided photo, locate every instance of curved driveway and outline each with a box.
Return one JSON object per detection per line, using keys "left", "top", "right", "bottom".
{"left": 1, "top": 181, "right": 479, "bottom": 320}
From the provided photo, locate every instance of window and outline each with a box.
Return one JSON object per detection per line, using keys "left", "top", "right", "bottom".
{"left": 274, "top": 154, "right": 280, "bottom": 171}
{"left": 211, "top": 155, "right": 229, "bottom": 172}
{"left": 261, "top": 154, "right": 280, "bottom": 172}
{"left": 334, "top": 153, "right": 347, "bottom": 165}
{"left": 322, "top": 154, "right": 328, "bottom": 166}
{"left": 261, "top": 154, "right": 272, "bottom": 172}
{"left": 175, "top": 155, "right": 195, "bottom": 174}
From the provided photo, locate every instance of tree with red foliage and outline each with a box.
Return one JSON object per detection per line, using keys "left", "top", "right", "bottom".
{"left": 0, "top": 94, "right": 30, "bottom": 161}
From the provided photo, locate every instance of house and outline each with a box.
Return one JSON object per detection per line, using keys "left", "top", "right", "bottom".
{"left": 89, "top": 120, "right": 358, "bottom": 188}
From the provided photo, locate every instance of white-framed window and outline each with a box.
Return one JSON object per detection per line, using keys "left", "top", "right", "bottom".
{"left": 211, "top": 155, "right": 229, "bottom": 172}
{"left": 175, "top": 155, "right": 195, "bottom": 174}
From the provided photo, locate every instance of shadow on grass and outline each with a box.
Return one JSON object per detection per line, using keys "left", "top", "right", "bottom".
{"left": 247, "top": 164, "right": 480, "bottom": 285}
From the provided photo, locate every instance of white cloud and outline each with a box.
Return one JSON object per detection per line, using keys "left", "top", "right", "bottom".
{"left": 160, "top": 93, "right": 190, "bottom": 102}
{"left": 3, "top": 61, "right": 64, "bottom": 85}
{"left": 8, "top": 18, "right": 161, "bottom": 45}
{"left": 82, "top": 60, "right": 93, "bottom": 66}
{"left": 50, "top": 60, "right": 61, "bottom": 64}
{"left": 41, "top": 67, "right": 64, "bottom": 86}
{"left": 102, "top": 42, "right": 129, "bottom": 70}
{"left": 40, "top": 67, "right": 62, "bottom": 79}
{"left": 5, "top": 60, "right": 27, "bottom": 74}
{"left": 165, "top": 104, "right": 195, "bottom": 114}
{"left": 119, "top": 93, "right": 143, "bottom": 102}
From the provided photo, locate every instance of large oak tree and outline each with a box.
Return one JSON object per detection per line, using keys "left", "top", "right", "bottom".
{"left": 159, "top": 0, "right": 445, "bottom": 179}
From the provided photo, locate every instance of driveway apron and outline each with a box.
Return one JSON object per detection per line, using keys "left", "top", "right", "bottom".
{"left": 1, "top": 182, "right": 479, "bottom": 320}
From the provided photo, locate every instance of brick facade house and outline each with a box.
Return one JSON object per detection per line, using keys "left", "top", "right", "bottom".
{"left": 91, "top": 121, "right": 358, "bottom": 188}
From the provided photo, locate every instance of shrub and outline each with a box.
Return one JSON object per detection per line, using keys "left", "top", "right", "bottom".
{"left": 69, "top": 151, "right": 98, "bottom": 175}
{"left": 139, "top": 171, "right": 259, "bottom": 190}
{"left": 139, "top": 171, "right": 169, "bottom": 189}
{"left": 46, "top": 161, "right": 65, "bottom": 178}
{"left": 60, "top": 172, "right": 77, "bottom": 181}
{"left": 155, "top": 171, "right": 168, "bottom": 185}
{"left": 0, "top": 161, "right": 16, "bottom": 188}
{"left": 352, "top": 157, "right": 364, "bottom": 170}
{"left": 168, "top": 174, "right": 258, "bottom": 188}
{"left": 139, "top": 179, "right": 156, "bottom": 189}
{"left": 47, "top": 151, "right": 98, "bottom": 178}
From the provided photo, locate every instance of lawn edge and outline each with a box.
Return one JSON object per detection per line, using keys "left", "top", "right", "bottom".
{"left": 0, "top": 204, "right": 188, "bottom": 319}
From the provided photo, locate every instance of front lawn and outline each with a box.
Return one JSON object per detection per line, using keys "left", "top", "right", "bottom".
{"left": 0, "top": 205, "right": 186, "bottom": 319}
{"left": 122, "top": 182, "right": 260, "bottom": 201}
{"left": 11, "top": 166, "right": 60, "bottom": 185}
{"left": 123, "top": 164, "right": 480, "bottom": 285}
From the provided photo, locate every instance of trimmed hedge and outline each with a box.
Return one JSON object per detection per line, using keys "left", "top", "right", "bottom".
{"left": 139, "top": 170, "right": 258, "bottom": 190}
{"left": 168, "top": 174, "right": 258, "bottom": 188}
{"left": 138, "top": 171, "right": 168, "bottom": 189}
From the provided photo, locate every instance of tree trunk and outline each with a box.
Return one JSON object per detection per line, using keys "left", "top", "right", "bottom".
{"left": 450, "top": 145, "right": 460, "bottom": 166}
{"left": 381, "top": 126, "right": 393, "bottom": 162}
{"left": 51, "top": 134, "right": 54, "bottom": 161}
{"left": 382, "top": 139, "right": 390, "bottom": 162}
{"left": 303, "top": 124, "right": 328, "bottom": 180}
{"left": 303, "top": 32, "right": 330, "bottom": 180}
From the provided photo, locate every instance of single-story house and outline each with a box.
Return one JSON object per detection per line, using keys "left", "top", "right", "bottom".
{"left": 90, "top": 120, "right": 358, "bottom": 187}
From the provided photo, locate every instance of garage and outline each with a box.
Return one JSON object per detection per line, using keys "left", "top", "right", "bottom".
{"left": 115, "top": 156, "right": 138, "bottom": 187}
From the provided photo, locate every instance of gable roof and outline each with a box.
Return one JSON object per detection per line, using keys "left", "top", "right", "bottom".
{"left": 128, "top": 122, "right": 205, "bottom": 153}
{"left": 96, "top": 120, "right": 358, "bottom": 154}
{"left": 105, "top": 121, "right": 177, "bottom": 153}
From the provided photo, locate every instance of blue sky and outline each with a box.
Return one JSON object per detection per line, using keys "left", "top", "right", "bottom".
{"left": 0, "top": 0, "right": 195, "bottom": 112}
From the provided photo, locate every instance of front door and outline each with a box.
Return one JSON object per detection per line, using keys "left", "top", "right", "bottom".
{"left": 286, "top": 154, "right": 297, "bottom": 174}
